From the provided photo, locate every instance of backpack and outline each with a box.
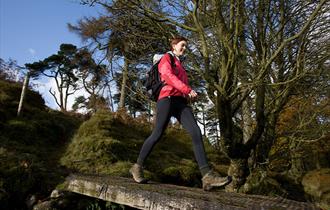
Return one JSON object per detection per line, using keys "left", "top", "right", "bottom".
{"left": 144, "top": 53, "right": 175, "bottom": 101}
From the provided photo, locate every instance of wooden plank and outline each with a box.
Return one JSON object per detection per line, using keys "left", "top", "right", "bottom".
{"left": 65, "top": 173, "right": 319, "bottom": 210}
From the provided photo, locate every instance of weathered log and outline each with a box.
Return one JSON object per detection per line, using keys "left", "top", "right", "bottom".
{"left": 64, "top": 173, "right": 318, "bottom": 210}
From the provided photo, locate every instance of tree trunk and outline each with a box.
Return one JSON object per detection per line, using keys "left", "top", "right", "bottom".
{"left": 217, "top": 94, "right": 255, "bottom": 192}
{"left": 242, "top": 100, "right": 253, "bottom": 144}
{"left": 118, "top": 56, "right": 129, "bottom": 109}
{"left": 256, "top": 115, "right": 276, "bottom": 165}
{"left": 226, "top": 158, "right": 249, "bottom": 192}
{"left": 217, "top": 96, "right": 234, "bottom": 155}
{"left": 107, "top": 84, "right": 114, "bottom": 112}
{"left": 17, "top": 72, "right": 30, "bottom": 116}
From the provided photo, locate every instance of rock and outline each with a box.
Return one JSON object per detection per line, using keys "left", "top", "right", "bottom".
{"left": 32, "top": 200, "right": 57, "bottom": 210}
{"left": 26, "top": 194, "right": 38, "bottom": 209}
{"left": 242, "top": 168, "right": 288, "bottom": 196}
{"left": 33, "top": 190, "right": 80, "bottom": 210}
{"left": 50, "top": 189, "right": 63, "bottom": 198}
{"left": 302, "top": 168, "right": 330, "bottom": 210}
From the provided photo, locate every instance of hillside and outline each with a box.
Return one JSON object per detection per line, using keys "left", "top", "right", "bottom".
{"left": 1, "top": 78, "right": 329, "bottom": 209}
{"left": 0, "top": 79, "right": 82, "bottom": 209}
{"left": 60, "top": 109, "right": 228, "bottom": 187}
{"left": 0, "top": 79, "right": 227, "bottom": 209}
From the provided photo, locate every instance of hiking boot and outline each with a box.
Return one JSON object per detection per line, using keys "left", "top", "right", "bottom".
{"left": 202, "top": 170, "right": 231, "bottom": 191}
{"left": 129, "top": 163, "right": 148, "bottom": 184}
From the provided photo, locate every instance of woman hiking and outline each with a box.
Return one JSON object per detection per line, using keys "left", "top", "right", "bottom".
{"left": 130, "top": 36, "right": 231, "bottom": 191}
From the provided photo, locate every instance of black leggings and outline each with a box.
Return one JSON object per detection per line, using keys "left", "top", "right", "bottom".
{"left": 137, "top": 96, "right": 210, "bottom": 174}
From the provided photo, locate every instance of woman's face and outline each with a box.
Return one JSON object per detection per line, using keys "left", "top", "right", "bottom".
{"left": 172, "top": 40, "right": 187, "bottom": 56}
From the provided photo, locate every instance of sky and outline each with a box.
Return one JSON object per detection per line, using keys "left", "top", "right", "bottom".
{"left": 0, "top": 0, "right": 103, "bottom": 110}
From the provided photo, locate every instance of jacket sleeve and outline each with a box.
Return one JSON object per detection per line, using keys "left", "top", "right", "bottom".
{"left": 158, "top": 54, "right": 192, "bottom": 94}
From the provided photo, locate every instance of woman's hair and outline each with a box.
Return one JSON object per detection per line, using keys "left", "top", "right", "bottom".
{"left": 170, "top": 36, "right": 188, "bottom": 50}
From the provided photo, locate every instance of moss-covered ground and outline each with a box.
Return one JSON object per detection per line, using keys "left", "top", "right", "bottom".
{"left": 2, "top": 78, "right": 327, "bottom": 209}
{"left": 60, "top": 109, "right": 228, "bottom": 188}
{"left": 0, "top": 79, "right": 229, "bottom": 209}
{"left": 0, "top": 79, "right": 82, "bottom": 209}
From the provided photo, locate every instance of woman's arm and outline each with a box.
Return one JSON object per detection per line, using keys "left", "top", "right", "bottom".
{"left": 159, "top": 54, "right": 192, "bottom": 94}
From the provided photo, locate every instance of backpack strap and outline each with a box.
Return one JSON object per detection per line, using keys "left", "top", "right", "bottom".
{"left": 159, "top": 53, "right": 178, "bottom": 87}
{"left": 166, "top": 52, "right": 178, "bottom": 75}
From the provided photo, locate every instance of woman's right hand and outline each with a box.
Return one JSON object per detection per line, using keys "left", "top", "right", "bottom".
{"left": 188, "top": 90, "right": 198, "bottom": 98}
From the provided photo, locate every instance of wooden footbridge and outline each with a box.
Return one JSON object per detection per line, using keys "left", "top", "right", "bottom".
{"left": 64, "top": 173, "right": 319, "bottom": 210}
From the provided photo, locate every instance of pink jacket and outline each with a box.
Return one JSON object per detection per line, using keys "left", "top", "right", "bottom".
{"left": 158, "top": 53, "right": 192, "bottom": 100}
